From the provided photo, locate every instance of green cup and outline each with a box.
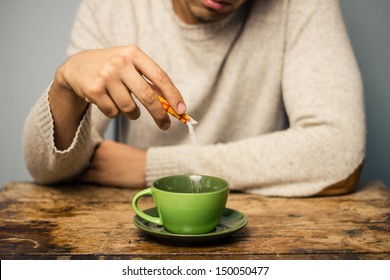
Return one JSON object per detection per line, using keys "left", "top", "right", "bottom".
{"left": 132, "top": 175, "right": 230, "bottom": 234}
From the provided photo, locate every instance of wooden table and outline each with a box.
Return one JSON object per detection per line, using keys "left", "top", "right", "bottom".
{"left": 0, "top": 180, "right": 389, "bottom": 260}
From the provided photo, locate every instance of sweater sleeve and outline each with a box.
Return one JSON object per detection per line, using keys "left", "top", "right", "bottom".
{"left": 23, "top": 91, "right": 104, "bottom": 184}
{"left": 146, "top": 0, "right": 366, "bottom": 197}
{"left": 23, "top": 0, "right": 111, "bottom": 184}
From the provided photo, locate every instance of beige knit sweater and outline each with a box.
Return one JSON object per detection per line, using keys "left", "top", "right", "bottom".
{"left": 23, "top": 0, "right": 366, "bottom": 196}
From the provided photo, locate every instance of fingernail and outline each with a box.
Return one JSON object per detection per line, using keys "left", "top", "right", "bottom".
{"left": 177, "top": 102, "right": 186, "bottom": 114}
{"left": 161, "top": 121, "right": 171, "bottom": 130}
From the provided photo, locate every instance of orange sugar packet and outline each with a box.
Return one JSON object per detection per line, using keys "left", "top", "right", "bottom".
{"left": 157, "top": 96, "right": 198, "bottom": 125}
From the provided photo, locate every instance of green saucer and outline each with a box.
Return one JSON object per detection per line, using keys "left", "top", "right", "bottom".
{"left": 133, "top": 207, "right": 247, "bottom": 245}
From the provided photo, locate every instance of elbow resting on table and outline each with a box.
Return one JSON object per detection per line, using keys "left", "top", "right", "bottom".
{"left": 23, "top": 139, "right": 91, "bottom": 186}
{"left": 314, "top": 160, "right": 365, "bottom": 196}
{"left": 25, "top": 156, "right": 87, "bottom": 186}
{"left": 312, "top": 126, "right": 366, "bottom": 196}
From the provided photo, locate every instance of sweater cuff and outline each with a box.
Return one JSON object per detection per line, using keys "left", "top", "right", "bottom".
{"left": 37, "top": 90, "right": 98, "bottom": 155}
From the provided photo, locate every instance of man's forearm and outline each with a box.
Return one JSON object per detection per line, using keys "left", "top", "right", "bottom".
{"left": 48, "top": 70, "right": 89, "bottom": 150}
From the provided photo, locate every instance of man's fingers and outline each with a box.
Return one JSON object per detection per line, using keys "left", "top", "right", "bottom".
{"left": 122, "top": 66, "right": 171, "bottom": 130}
{"left": 107, "top": 82, "right": 141, "bottom": 120}
{"left": 84, "top": 90, "right": 119, "bottom": 118}
{"left": 76, "top": 45, "right": 184, "bottom": 130}
{"left": 126, "top": 46, "right": 186, "bottom": 115}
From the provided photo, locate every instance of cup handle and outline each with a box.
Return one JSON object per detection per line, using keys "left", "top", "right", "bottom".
{"left": 132, "top": 188, "right": 163, "bottom": 225}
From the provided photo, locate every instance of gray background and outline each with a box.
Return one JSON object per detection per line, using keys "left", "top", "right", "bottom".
{"left": 0, "top": 0, "right": 389, "bottom": 188}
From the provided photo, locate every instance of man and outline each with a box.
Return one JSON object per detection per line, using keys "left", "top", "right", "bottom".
{"left": 23, "top": 0, "right": 366, "bottom": 196}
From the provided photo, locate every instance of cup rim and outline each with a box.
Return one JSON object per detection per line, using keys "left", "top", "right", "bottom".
{"left": 151, "top": 174, "right": 230, "bottom": 195}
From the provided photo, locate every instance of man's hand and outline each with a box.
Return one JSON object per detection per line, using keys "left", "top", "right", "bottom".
{"left": 57, "top": 45, "right": 186, "bottom": 127}
{"left": 78, "top": 140, "right": 147, "bottom": 188}
{"left": 49, "top": 45, "right": 186, "bottom": 150}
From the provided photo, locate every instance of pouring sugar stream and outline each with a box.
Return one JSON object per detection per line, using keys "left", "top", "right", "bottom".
{"left": 158, "top": 96, "right": 201, "bottom": 191}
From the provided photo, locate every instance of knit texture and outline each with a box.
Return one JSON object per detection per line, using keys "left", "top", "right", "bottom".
{"left": 23, "top": 0, "right": 365, "bottom": 196}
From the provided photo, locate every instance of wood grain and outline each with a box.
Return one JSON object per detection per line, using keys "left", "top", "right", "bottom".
{"left": 0, "top": 180, "right": 389, "bottom": 260}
